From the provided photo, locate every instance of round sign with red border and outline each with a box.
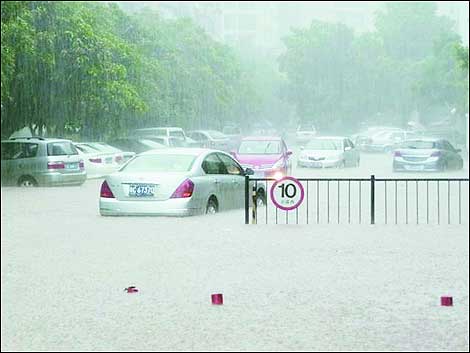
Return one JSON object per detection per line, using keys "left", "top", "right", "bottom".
{"left": 270, "top": 176, "right": 305, "bottom": 211}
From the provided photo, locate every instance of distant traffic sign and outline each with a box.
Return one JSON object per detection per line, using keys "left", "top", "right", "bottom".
{"left": 270, "top": 176, "right": 304, "bottom": 211}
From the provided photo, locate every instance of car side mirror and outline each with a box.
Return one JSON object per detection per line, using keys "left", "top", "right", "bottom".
{"left": 286, "top": 150, "right": 293, "bottom": 156}
{"left": 245, "top": 168, "right": 254, "bottom": 176}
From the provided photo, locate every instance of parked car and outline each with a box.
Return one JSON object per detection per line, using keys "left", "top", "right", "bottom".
{"left": 360, "top": 129, "right": 420, "bottom": 153}
{"left": 99, "top": 148, "right": 253, "bottom": 216}
{"left": 232, "top": 136, "right": 292, "bottom": 179}
{"left": 106, "top": 138, "right": 166, "bottom": 154}
{"left": 1, "top": 137, "right": 86, "bottom": 187}
{"left": 353, "top": 126, "right": 402, "bottom": 150}
{"left": 393, "top": 138, "right": 464, "bottom": 172}
{"left": 222, "top": 125, "right": 243, "bottom": 150}
{"left": 82, "top": 142, "right": 135, "bottom": 163}
{"left": 73, "top": 143, "right": 124, "bottom": 179}
{"left": 297, "top": 136, "right": 360, "bottom": 168}
{"left": 296, "top": 124, "right": 317, "bottom": 145}
{"left": 187, "top": 130, "right": 230, "bottom": 151}
{"left": 143, "top": 136, "right": 187, "bottom": 148}
{"left": 132, "top": 127, "right": 198, "bottom": 147}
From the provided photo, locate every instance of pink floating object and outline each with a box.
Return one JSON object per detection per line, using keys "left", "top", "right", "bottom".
{"left": 125, "top": 286, "right": 139, "bottom": 293}
{"left": 441, "top": 296, "right": 453, "bottom": 306}
{"left": 211, "top": 293, "right": 223, "bottom": 305}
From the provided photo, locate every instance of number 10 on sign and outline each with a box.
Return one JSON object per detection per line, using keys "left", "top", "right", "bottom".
{"left": 270, "top": 176, "right": 305, "bottom": 211}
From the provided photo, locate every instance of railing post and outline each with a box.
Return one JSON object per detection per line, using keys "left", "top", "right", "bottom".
{"left": 244, "top": 175, "right": 249, "bottom": 224}
{"left": 371, "top": 175, "right": 375, "bottom": 225}
{"left": 252, "top": 183, "right": 257, "bottom": 224}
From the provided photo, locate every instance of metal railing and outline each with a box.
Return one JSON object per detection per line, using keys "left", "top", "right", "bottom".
{"left": 244, "top": 175, "right": 469, "bottom": 225}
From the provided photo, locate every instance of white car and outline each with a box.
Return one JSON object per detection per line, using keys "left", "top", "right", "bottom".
{"left": 296, "top": 124, "right": 317, "bottom": 145}
{"left": 74, "top": 143, "right": 125, "bottom": 179}
{"left": 297, "top": 136, "right": 360, "bottom": 168}
{"left": 99, "top": 148, "right": 251, "bottom": 216}
{"left": 84, "top": 142, "right": 136, "bottom": 164}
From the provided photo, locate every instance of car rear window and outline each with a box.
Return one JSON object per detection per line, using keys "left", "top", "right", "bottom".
{"left": 399, "top": 141, "right": 437, "bottom": 149}
{"left": 47, "top": 142, "right": 78, "bottom": 156}
{"left": 121, "top": 154, "right": 196, "bottom": 173}
{"left": 75, "top": 144, "right": 100, "bottom": 154}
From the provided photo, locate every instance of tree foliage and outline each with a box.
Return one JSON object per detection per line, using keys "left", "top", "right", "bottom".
{"left": 0, "top": 1, "right": 259, "bottom": 139}
{"left": 279, "top": 2, "right": 468, "bottom": 133}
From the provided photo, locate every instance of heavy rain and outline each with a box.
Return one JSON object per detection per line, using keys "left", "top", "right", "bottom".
{"left": 1, "top": 1, "right": 469, "bottom": 351}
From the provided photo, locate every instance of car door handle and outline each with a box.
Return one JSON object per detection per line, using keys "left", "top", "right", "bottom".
{"left": 214, "top": 179, "right": 220, "bottom": 184}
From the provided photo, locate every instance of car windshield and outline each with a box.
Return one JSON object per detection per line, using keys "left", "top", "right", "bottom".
{"left": 47, "top": 142, "right": 78, "bottom": 156}
{"left": 305, "top": 139, "right": 342, "bottom": 150}
{"left": 121, "top": 154, "right": 196, "bottom": 173}
{"left": 400, "top": 141, "right": 438, "bottom": 149}
{"left": 238, "top": 140, "right": 281, "bottom": 154}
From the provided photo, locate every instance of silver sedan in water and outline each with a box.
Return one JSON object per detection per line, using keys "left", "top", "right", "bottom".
{"left": 99, "top": 148, "right": 250, "bottom": 216}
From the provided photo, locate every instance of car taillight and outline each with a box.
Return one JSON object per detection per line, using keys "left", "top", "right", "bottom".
{"left": 393, "top": 151, "right": 402, "bottom": 157}
{"left": 47, "top": 162, "right": 65, "bottom": 169}
{"left": 100, "top": 180, "right": 115, "bottom": 198}
{"left": 79, "top": 160, "right": 85, "bottom": 169}
{"left": 89, "top": 158, "right": 102, "bottom": 163}
{"left": 171, "top": 179, "right": 194, "bottom": 198}
{"left": 431, "top": 151, "right": 441, "bottom": 157}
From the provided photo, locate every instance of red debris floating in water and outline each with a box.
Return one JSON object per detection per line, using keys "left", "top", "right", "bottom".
{"left": 211, "top": 293, "right": 223, "bottom": 305}
{"left": 125, "top": 286, "right": 139, "bottom": 293}
{"left": 441, "top": 296, "right": 453, "bottom": 306}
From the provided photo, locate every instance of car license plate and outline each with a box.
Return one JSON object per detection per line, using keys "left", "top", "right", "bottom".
{"left": 105, "top": 157, "right": 113, "bottom": 164}
{"left": 310, "top": 162, "right": 322, "bottom": 167}
{"left": 129, "top": 184, "right": 155, "bottom": 197}
{"left": 405, "top": 165, "right": 424, "bottom": 171}
{"left": 66, "top": 163, "right": 78, "bottom": 169}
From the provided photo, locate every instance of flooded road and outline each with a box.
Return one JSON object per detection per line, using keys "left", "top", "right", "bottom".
{"left": 1, "top": 152, "right": 469, "bottom": 351}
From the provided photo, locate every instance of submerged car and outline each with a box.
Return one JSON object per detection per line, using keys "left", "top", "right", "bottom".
{"left": 83, "top": 142, "right": 135, "bottom": 163}
{"left": 1, "top": 137, "right": 86, "bottom": 186}
{"left": 361, "top": 129, "right": 419, "bottom": 153}
{"left": 296, "top": 124, "right": 317, "bottom": 145}
{"left": 297, "top": 136, "right": 360, "bottom": 168}
{"left": 187, "top": 130, "right": 230, "bottom": 151}
{"left": 106, "top": 138, "right": 167, "bottom": 154}
{"left": 99, "top": 148, "right": 251, "bottom": 216}
{"left": 232, "top": 136, "right": 292, "bottom": 180}
{"left": 74, "top": 142, "right": 126, "bottom": 179}
{"left": 393, "top": 138, "right": 464, "bottom": 172}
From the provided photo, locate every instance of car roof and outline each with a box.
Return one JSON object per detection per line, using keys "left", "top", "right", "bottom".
{"left": 404, "top": 137, "right": 442, "bottom": 142}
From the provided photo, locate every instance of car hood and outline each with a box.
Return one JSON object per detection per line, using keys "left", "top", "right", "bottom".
{"left": 234, "top": 154, "right": 282, "bottom": 167}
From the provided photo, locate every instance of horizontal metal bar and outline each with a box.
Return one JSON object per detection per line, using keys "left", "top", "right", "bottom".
{"left": 249, "top": 177, "right": 469, "bottom": 182}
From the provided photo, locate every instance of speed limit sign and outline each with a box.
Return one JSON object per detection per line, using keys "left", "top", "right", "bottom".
{"left": 270, "top": 176, "right": 305, "bottom": 211}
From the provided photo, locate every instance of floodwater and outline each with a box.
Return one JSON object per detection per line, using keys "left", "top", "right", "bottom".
{"left": 1, "top": 151, "right": 469, "bottom": 351}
